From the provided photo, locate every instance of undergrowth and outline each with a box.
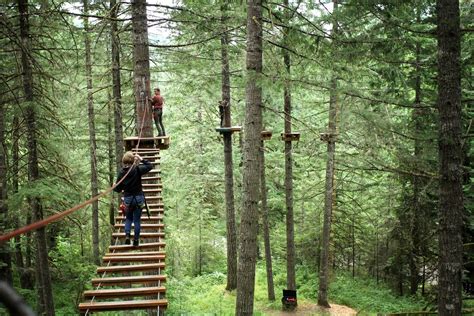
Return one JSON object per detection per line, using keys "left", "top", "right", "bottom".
{"left": 165, "top": 262, "right": 430, "bottom": 315}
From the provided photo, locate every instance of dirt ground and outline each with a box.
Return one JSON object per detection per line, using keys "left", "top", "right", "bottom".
{"left": 264, "top": 302, "right": 358, "bottom": 315}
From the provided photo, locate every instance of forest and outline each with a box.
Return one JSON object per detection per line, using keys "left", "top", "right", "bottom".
{"left": 0, "top": 0, "right": 472, "bottom": 315}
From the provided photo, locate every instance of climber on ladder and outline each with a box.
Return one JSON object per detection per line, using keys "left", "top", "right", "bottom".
{"left": 113, "top": 151, "right": 152, "bottom": 246}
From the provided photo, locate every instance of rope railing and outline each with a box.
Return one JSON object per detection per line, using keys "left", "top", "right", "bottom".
{"left": 0, "top": 92, "right": 151, "bottom": 245}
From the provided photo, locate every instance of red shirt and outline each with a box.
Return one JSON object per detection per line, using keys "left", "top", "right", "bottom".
{"left": 152, "top": 95, "right": 164, "bottom": 109}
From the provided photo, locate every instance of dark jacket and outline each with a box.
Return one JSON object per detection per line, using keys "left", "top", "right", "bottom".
{"left": 113, "top": 160, "right": 152, "bottom": 196}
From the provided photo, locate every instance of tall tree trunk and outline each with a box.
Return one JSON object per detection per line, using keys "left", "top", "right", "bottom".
{"left": 436, "top": 0, "right": 463, "bottom": 314}
{"left": 260, "top": 139, "right": 275, "bottom": 300}
{"left": 236, "top": 0, "right": 263, "bottom": 314}
{"left": 196, "top": 109, "right": 203, "bottom": 276}
{"left": 410, "top": 39, "right": 423, "bottom": 296}
{"left": 110, "top": 0, "right": 123, "bottom": 172}
{"left": 83, "top": 0, "right": 100, "bottom": 266}
{"left": 108, "top": 95, "right": 115, "bottom": 226}
{"left": 131, "top": 0, "right": 153, "bottom": 137}
{"left": 221, "top": 2, "right": 237, "bottom": 291}
{"left": 318, "top": 0, "right": 338, "bottom": 307}
{"left": 12, "top": 116, "right": 30, "bottom": 289}
{"left": 18, "top": 0, "right": 55, "bottom": 314}
{"left": 283, "top": 0, "right": 296, "bottom": 295}
{"left": 0, "top": 102, "right": 13, "bottom": 285}
{"left": 221, "top": 1, "right": 237, "bottom": 292}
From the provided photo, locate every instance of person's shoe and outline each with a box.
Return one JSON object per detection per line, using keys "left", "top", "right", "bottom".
{"left": 133, "top": 239, "right": 139, "bottom": 247}
{"left": 125, "top": 234, "right": 131, "bottom": 245}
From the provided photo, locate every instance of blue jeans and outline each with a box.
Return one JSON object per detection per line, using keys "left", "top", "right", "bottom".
{"left": 124, "top": 194, "right": 145, "bottom": 240}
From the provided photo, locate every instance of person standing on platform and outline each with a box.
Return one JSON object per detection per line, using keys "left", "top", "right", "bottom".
{"left": 113, "top": 151, "right": 152, "bottom": 246}
{"left": 151, "top": 87, "right": 166, "bottom": 136}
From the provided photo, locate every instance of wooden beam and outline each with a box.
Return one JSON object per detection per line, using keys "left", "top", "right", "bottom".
{"left": 91, "top": 275, "right": 166, "bottom": 286}
{"left": 102, "top": 255, "right": 165, "bottom": 262}
{"left": 104, "top": 251, "right": 165, "bottom": 257}
{"left": 78, "top": 299, "right": 168, "bottom": 311}
{"left": 108, "top": 242, "right": 166, "bottom": 252}
{"left": 111, "top": 232, "right": 165, "bottom": 239}
{"left": 83, "top": 286, "right": 166, "bottom": 299}
{"left": 96, "top": 262, "right": 165, "bottom": 273}
{"left": 114, "top": 223, "right": 164, "bottom": 229}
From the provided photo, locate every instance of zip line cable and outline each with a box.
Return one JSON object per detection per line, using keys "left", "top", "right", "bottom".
{"left": 0, "top": 92, "right": 152, "bottom": 244}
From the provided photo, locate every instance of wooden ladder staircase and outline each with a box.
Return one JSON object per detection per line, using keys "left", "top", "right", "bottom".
{"left": 79, "top": 147, "right": 167, "bottom": 314}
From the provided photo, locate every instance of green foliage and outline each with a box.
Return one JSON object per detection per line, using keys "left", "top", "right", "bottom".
{"left": 49, "top": 237, "right": 96, "bottom": 315}
{"left": 165, "top": 263, "right": 430, "bottom": 315}
{"left": 329, "top": 273, "right": 428, "bottom": 314}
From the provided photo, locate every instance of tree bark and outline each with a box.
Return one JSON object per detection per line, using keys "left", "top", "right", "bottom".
{"left": 131, "top": 0, "right": 153, "bottom": 137}
{"left": 436, "top": 0, "right": 463, "bottom": 314}
{"left": 236, "top": 0, "right": 263, "bottom": 314}
{"left": 221, "top": 1, "right": 237, "bottom": 292}
{"left": 283, "top": 0, "right": 296, "bottom": 295}
{"left": 83, "top": 0, "right": 100, "bottom": 266}
{"left": 410, "top": 38, "right": 423, "bottom": 296}
{"left": 12, "top": 116, "right": 31, "bottom": 290}
{"left": 18, "top": 0, "right": 55, "bottom": 314}
{"left": 110, "top": 0, "right": 124, "bottom": 173}
{"left": 318, "top": 0, "right": 338, "bottom": 307}
{"left": 108, "top": 95, "right": 115, "bottom": 227}
{"left": 260, "top": 139, "right": 275, "bottom": 300}
{"left": 0, "top": 101, "right": 13, "bottom": 285}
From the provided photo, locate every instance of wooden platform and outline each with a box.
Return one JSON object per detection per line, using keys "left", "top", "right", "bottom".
{"left": 79, "top": 145, "right": 168, "bottom": 314}
{"left": 124, "top": 136, "right": 170, "bottom": 150}
{"left": 281, "top": 132, "right": 301, "bottom": 142}
{"left": 261, "top": 130, "right": 272, "bottom": 140}
{"left": 215, "top": 126, "right": 242, "bottom": 134}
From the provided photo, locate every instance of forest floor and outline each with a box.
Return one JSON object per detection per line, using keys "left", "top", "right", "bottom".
{"left": 264, "top": 301, "right": 357, "bottom": 315}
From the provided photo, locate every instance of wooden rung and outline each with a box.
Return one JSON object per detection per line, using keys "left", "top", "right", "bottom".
{"left": 92, "top": 275, "right": 166, "bottom": 286}
{"left": 143, "top": 188, "right": 162, "bottom": 193}
{"left": 97, "top": 262, "right": 165, "bottom": 273}
{"left": 108, "top": 242, "right": 166, "bottom": 252}
{"left": 145, "top": 196, "right": 162, "bottom": 200}
{"left": 118, "top": 207, "right": 165, "bottom": 218}
{"left": 142, "top": 176, "right": 161, "bottom": 181}
{"left": 111, "top": 232, "right": 165, "bottom": 239}
{"left": 114, "top": 224, "right": 164, "bottom": 229}
{"left": 83, "top": 286, "right": 166, "bottom": 299}
{"left": 215, "top": 126, "right": 242, "bottom": 134}
{"left": 104, "top": 251, "right": 165, "bottom": 257}
{"left": 147, "top": 203, "right": 164, "bottom": 208}
{"left": 281, "top": 132, "right": 301, "bottom": 141}
{"left": 132, "top": 148, "right": 160, "bottom": 152}
{"left": 116, "top": 216, "right": 163, "bottom": 223}
{"left": 142, "top": 183, "right": 162, "bottom": 187}
{"left": 79, "top": 299, "right": 168, "bottom": 311}
{"left": 148, "top": 169, "right": 161, "bottom": 174}
{"left": 102, "top": 255, "right": 165, "bottom": 262}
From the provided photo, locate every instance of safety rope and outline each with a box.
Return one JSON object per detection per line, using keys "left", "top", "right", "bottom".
{"left": 0, "top": 89, "right": 152, "bottom": 244}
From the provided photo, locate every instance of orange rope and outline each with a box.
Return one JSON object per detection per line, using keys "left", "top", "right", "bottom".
{"left": 0, "top": 91, "right": 152, "bottom": 244}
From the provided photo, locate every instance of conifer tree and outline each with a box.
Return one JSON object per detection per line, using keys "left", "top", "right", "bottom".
{"left": 236, "top": 0, "right": 263, "bottom": 314}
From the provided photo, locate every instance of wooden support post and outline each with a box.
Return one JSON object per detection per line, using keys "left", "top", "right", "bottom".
{"left": 319, "top": 132, "right": 337, "bottom": 143}
{"left": 280, "top": 132, "right": 300, "bottom": 142}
